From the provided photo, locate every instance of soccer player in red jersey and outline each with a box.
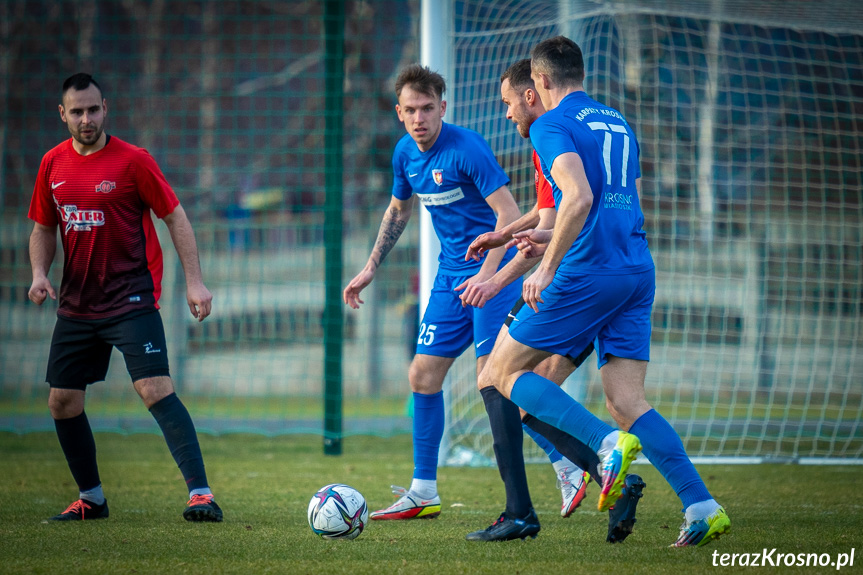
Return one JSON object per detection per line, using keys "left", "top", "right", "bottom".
{"left": 27, "top": 73, "right": 222, "bottom": 522}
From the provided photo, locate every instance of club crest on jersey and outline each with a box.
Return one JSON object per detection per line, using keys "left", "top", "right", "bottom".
{"left": 95, "top": 180, "right": 116, "bottom": 193}
{"left": 59, "top": 204, "right": 106, "bottom": 233}
{"left": 432, "top": 169, "right": 444, "bottom": 186}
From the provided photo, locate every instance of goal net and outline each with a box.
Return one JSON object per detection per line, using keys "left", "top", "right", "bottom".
{"left": 440, "top": 0, "right": 863, "bottom": 464}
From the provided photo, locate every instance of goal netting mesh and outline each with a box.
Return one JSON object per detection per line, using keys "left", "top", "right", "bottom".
{"left": 440, "top": 0, "right": 863, "bottom": 464}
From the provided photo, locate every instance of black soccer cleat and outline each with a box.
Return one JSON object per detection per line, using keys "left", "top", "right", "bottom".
{"left": 466, "top": 508, "right": 541, "bottom": 541}
{"left": 607, "top": 474, "right": 645, "bottom": 543}
{"left": 49, "top": 498, "right": 109, "bottom": 521}
{"left": 183, "top": 494, "right": 224, "bottom": 522}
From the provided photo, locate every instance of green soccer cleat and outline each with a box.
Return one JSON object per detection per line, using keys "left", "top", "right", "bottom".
{"left": 597, "top": 431, "right": 642, "bottom": 512}
{"left": 671, "top": 506, "right": 731, "bottom": 547}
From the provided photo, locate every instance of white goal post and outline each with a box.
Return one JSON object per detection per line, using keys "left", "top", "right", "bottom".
{"left": 420, "top": 0, "right": 863, "bottom": 465}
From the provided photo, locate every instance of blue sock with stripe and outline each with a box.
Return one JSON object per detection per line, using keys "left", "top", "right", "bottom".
{"left": 510, "top": 371, "right": 614, "bottom": 454}
{"left": 412, "top": 391, "right": 444, "bottom": 481}
{"left": 629, "top": 409, "right": 712, "bottom": 509}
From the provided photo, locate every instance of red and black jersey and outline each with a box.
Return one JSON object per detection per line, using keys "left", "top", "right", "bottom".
{"left": 28, "top": 136, "right": 180, "bottom": 320}
{"left": 532, "top": 149, "right": 554, "bottom": 210}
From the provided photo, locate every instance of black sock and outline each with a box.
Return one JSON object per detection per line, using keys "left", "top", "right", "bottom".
{"left": 54, "top": 411, "right": 101, "bottom": 492}
{"left": 522, "top": 413, "right": 603, "bottom": 479}
{"left": 480, "top": 387, "right": 532, "bottom": 518}
{"left": 149, "top": 393, "right": 208, "bottom": 492}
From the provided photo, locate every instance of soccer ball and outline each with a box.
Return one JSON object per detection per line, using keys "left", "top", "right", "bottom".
{"left": 307, "top": 484, "right": 368, "bottom": 540}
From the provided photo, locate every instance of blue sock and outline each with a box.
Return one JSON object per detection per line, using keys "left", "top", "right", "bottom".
{"left": 149, "top": 393, "right": 209, "bottom": 492}
{"left": 629, "top": 409, "right": 712, "bottom": 510}
{"left": 521, "top": 422, "right": 563, "bottom": 463}
{"left": 412, "top": 391, "right": 444, "bottom": 481}
{"left": 510, "top": 372, "right": 614, "bottom": 454}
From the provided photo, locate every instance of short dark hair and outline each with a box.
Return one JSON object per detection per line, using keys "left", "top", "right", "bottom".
{"left": 395, "top": 64, "right": 446, "bottom": 100}
{"left": 62, "top": 73, "right": 103, "bottom": 101}
{"left": 531, "top": 36, "right": 585, "bottom": 86}
{"left": 500, "top": 59, "right": 534, "bottom": 91}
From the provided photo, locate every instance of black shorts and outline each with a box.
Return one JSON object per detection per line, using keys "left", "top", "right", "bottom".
{"left": 505, "top": 297, "right": 595, "bottom": 369}
{"left": 46, "top": 309, "right": 170, "bottom": 389}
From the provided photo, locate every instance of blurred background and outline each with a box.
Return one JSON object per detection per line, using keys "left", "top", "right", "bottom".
{"left": 0, "top": 0, "right": 860, "bottom": 462}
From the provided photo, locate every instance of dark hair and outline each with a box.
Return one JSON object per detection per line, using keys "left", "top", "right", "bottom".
{"left": 395, "top": 64, "right": 446, "bottom": 100}
{"left": 500, "top": 59, "right": 534, "bottom": 90}
{"left": 531, "top": 36, "right": 585, "bottom": 86}
{"left": 62, "top": 73, "right": 103, "bottom": 100}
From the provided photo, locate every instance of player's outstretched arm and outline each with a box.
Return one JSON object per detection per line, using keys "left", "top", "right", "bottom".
{"left": 458, "top": 251, "right": 536, "bottom": 308}
{"left": 163, "top": 205, "right": 213, "bottom": 322}
{"left": 465, "top": 204, "right": 539, "bottom": 262}
{"left": 460, "top": 206, "right": 555, "bottom": 307}
{"left": 344, "top": 196, "right": 414, "bottom": 309}
{"left": 28, "top": 222, "right": 58, "bottom": 305}
{"left": 523, "top": 153, "right": 592, "bottom": 311}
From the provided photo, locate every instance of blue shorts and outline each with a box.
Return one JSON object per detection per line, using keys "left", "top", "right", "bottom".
{"left": 416, "top": 272, "right": 523, "bottom": 358}
{"left": 508, "top": 267, "right": 655, "bottom": 369}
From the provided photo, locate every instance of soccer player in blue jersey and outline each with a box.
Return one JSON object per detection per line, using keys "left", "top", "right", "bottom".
{"left": 463, "top": 59, "right": 643, "bottom": 543}
{"left": 478, "top": 37, "right": 730, "bottom": 547}
{"left": 343, "top": 64, "right": 524, "bottom": 520}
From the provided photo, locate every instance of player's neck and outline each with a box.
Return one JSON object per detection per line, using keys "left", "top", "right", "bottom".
{"left": 415, "top": 122, "right": 444, "bottom": 153}
{"left": 546, "top": 86, "right": 585, "bottom": 110}
{"left": 71, "top": 132, "right": 107, "bottom": 156}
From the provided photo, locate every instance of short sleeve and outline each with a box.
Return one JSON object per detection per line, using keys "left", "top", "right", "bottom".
{"left": 134, "top": 149, "right": 180, "bottom": 218}
{"left": 460, "top": 133, "right": 509, "bottom": 198}
{"left": 533, "top": 150, "right": 555, "bottom": 210}
{"left": 28, "top": 154, "right": 58, "bottom": 226}
{"left": 530, "top": 116, "right": 578, "bottom": 176}
{"left": 391, "top": 149, "right": 412, "bottom": 200}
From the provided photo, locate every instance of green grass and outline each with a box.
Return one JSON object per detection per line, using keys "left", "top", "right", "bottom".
{"left": 1, "top": 433, "right": 861, "bottom": 574}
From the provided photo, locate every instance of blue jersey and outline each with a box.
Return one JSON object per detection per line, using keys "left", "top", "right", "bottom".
{"left": 392, "top": 122, "right": 512, "bottom": 275}
{"left": 530, "top": 91, "right": 653, "bottom": 274}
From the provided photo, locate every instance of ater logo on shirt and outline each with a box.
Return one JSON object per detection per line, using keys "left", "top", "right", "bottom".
{"left": 95, "top": 180, "right": 116, "bottom": 193}
{"left": 54, "top": 197, "right": 105, "bottom": 233}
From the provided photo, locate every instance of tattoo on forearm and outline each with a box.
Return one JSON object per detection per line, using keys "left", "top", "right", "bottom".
{"left": 371, "top": 207, "right": 407, "bottom": 268}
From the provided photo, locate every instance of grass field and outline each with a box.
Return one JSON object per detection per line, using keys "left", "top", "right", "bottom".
{"left": 2, "top": 432, "right": 861, "bottom": 574}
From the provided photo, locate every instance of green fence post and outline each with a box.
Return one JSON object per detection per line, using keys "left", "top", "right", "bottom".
{"left": 323, "top": 0, "right": 345, "bottom": 455}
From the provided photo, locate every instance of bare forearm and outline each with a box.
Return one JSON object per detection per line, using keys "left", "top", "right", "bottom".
{"left": 538, "top": 195, "right": 589, "bottom": 275}
{"left": 498, "top": 206, "right": 541, "bottom": 240}
{"left": 164, "top": 207, "right": 205, "bottom": 286}
{"left": 29, "top": 225, "right": 57, "bottom": 278}
{"left": 368, "top": 205, "right": 410, "bottom": 271}
{"left": 491, "top": 252, "right": 538, "bottom": 289}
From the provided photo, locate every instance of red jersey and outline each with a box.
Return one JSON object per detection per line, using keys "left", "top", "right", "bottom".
{"left": 533, "top": 150, "right": 555, "bottom": 210}
{"left": 28, "top": 136, "right": 179, "bottom": 319}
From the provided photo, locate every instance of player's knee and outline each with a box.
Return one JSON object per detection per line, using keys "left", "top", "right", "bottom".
{"left": 133, "top": 376, "right": 175, "bottom": 408}
{"left": 408, "top": 360, "right": 443, "bottom": 394}
{"left": 476, "top": 365, "right": 496, "bottom": 391}
{"left": 48, "top": 391, "right": 84, "bottom": 419}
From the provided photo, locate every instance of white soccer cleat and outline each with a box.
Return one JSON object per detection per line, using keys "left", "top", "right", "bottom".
{"left": 370, "top": 486, "right": 441, "bottom": 520}
{"left": 557, "top": 467, "right": 590, "bottom": 517}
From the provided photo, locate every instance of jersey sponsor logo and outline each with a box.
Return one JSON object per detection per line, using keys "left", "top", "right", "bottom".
{"left": 415, "top": 187, "right": 464, "bottom": 207}
{"left": 603, "top": 192, "right": 633, "bottom": 211}
{"left": 432, "top": 169, "right": 444, "bottom": 186}
{"left": 95, "top": 180, "right": 116, "bottom": 193}
{"left": 58, "top": 204, "right": 106, "bottom": 233}
{"left": 51, "top": 181, "right": 66, "bottom": 190}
